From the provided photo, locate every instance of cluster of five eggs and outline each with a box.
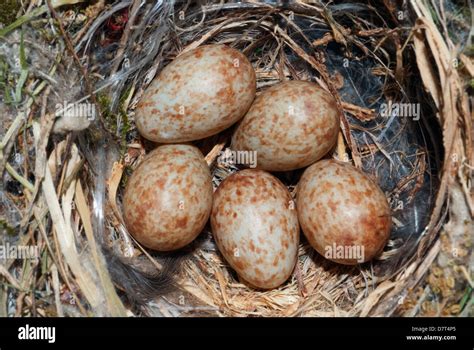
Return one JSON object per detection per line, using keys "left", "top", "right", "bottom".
{"left": 124, "top": 45, "right": 391, "bottom": 289}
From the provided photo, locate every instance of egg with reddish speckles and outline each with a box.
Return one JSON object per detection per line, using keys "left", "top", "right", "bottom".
{"left": 135, "top": 44, "right": 256, "bottom": 143}
{"left": 231, "top": 80, "right": 339, "bottom": 171}
{"left": 123, "top": 144, "right": 213, "bottom": 251}
{"left": 211, "top": 169, "right": 299, "bottom": 289}
{"left": 296, "top": 160, "right": 392, "bottom": 265}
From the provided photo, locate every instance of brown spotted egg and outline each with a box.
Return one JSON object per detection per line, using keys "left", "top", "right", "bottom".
{"left": 231, "top": 80, "right": 339, "bottom": 171}
{"left": 123, "top": 144, "right": 213, "bottom": 251}
{"left": 135, "top": 44, "right": 256, "bottom": 143}
{"left": 296, "top": 160, "right": 391, "bottom": 265}
{"left": 211, "top": 169, "right": 299, "bottom": 289}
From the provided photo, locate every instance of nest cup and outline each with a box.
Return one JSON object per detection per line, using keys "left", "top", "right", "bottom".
{"left": 109, "top": 1, "right": 470, "bottom": 316}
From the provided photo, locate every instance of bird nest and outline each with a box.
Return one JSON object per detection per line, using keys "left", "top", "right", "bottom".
{"left": 0, "top": 0, "right": 472, "bottom": 317}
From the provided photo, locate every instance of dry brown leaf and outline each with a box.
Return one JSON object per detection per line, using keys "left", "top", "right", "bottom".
{"left": 413, "top": 28, "right": 442, "bottom": 108}
{"left": 106, "top": 161, "right": 125, "bottom": 222}
{"left": 410, "top": 0, "right": 471, "bottom": 245}
{"left": 205, "top": 142, "right": 226, "bottom": 166}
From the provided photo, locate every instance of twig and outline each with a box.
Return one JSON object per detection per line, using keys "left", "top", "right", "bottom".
{"left": 51, "top": 264, "right": 64, "bottom": 317}
{"left": 72, "top": 0, "right": 106, "bottom": 45}
{"left": 5, "top": 162, "right": 34, "bottom": 192}
{"left": 110, "top": 0, "right": 143, "bottom": 76}
{"left": 0, "top": 265, "right": 23, "bottom": 291}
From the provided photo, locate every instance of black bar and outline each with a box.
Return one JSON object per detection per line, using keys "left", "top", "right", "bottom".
{"left": 0, "top": 317, "right": 472, "bottom": 347}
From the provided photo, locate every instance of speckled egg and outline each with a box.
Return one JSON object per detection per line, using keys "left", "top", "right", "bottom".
{"left": 211, "top": 169, "right": 299, "bottom": 289}
{"left": 135, "top": 44, "right": 256, "bottom": 143}
{"left": 123, "top": 144, "right": 213, "bottom": 251}
{"left": 296, "top": 160, "right": 391, "bottom": 265}
{"left": 231, "top": 80, "right": 339, "bottom": 171}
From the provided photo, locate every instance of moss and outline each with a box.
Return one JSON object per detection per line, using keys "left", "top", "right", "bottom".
{"left": 464, "top": 45, "right": 474, "bottom": 57}
{"left": 0, "top": 57, "right": 7, "bottom": 89}
{"left": 117, "top": 86, "right": 133, "bottom": 152}
{"left": 0, "top": 219, "right": 16, "bottom": 236}
{"left": 0, "top": 0, "right": 21, "bottom": 27}
{"left": 96, "top": 91, "right": 133, "bottom": 155}
{"left": 97, "top": 89, "right": 134, "bottom": 193}
{"left": 120, "top": 166, "right": 131, "bottom": 191}
{"left": 96, "top": 93, "right": 115, "bottom": 130}
{"left": 0, "top": 57, "right": 15, "bottom": 105}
